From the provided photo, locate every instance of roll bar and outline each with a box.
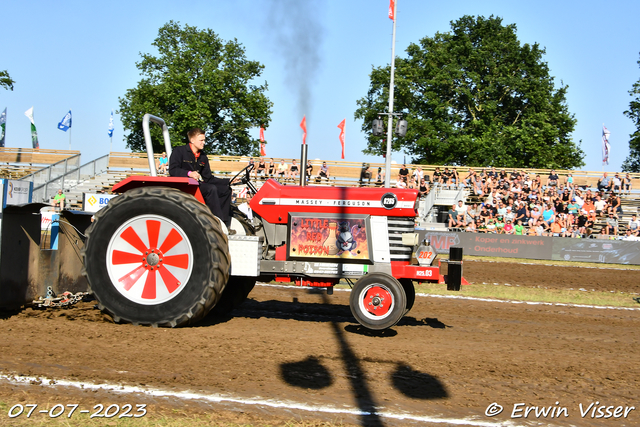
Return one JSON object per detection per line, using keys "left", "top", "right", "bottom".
{"left": 142, "top": 114, "right": 173, "bottom": 176}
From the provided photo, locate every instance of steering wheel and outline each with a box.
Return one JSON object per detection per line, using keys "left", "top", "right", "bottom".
{"left": 230, "top": 163, "right": 257, "bottom": 194}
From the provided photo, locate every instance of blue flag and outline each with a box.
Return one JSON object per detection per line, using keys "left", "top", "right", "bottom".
{"left": 58, "top": 110, "right": 72, "bottom": 132}
{"left": 108, "top": 110, "right": 114, "bottom": 137}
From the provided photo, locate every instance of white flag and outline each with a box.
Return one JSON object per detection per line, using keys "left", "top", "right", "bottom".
{"left": 602, "top": 124, "right": 610, "bottom": 165}
{"left": 24, "top": 107, "right": 35, "bottom": 124}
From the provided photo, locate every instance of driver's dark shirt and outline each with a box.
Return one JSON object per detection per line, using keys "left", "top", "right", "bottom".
{"left": 169, "top": 143, "right": 229, "bottom": 186}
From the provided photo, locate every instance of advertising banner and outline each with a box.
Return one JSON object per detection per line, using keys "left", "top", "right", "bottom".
{"left": 459, "top": 233, "right": 552, "bottom": 259}
{"left": 287, "top": 213, "right": 371, "bottom": 262}
{"left": 83, "top": 193, "right": 117, "bottom": 213}
{"left": 2, "top": 179, "right": 33, "bottom": 208}
{"left": 552, "top": 238, "right": 640, "bottom": 265}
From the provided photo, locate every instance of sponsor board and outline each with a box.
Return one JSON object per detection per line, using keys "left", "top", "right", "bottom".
{"left": 2, "top": 179, "right": 32, "bottom": 207}
{"left": 83, "top": 193, "right": 117, "bottom": 213}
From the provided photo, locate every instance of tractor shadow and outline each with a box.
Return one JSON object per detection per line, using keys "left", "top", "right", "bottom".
{"left": 277, "top": 294, "right": 448, "bottom": 427}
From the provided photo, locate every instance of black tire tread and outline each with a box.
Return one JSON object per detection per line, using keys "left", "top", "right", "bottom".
{"left": 82, "top": 186, "right": 230, "bottom": 327}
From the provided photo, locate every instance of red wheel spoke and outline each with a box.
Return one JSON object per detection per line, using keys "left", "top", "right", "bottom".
{"left": 146, "top": 220, "right": 161, "bottom": 249}
{"left": 112, "top": 250, "right": 144, "bottom": 265}
{"left": 159, "top": 228, "right": 183, "bottom": 254}
{"left": 120, "top": 226, "right": 148, "bottom": 254}
{"left": 118, "top": 265, "right": 147, "bottom": 291}
{"left": 158, "top": 266, "right": 180, "bottom": 294}
{"left": 141, "top": 270, "right": 157, "bottom": 299}
{"left": 163, "top": 254, "right": 189, "bottom": 269}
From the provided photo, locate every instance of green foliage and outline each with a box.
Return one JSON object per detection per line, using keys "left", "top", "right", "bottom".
{"left": 622, "top": 53, "right": 640, "bottom": 172}
{"left": 355, "top": 15, "right": 584, "bottom": 169}
{"left": 119, "top": 21, "right": 273, "bottom": 155}
{"left": 1, "top": 69, "right": 15, "bottom": 90}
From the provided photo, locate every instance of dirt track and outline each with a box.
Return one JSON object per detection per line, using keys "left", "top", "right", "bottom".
{"left": 1, "top": 262, "right": 639, "bottom": 426}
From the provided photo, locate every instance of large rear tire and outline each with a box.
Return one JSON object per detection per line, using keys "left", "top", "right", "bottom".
{"left": 83, "top": 186, "right": 230, "bottom": 327}
{"left": 349, "top": 273, "right": 406, "bottom": 330}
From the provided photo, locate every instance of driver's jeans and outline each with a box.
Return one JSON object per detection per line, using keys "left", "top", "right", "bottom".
{"left": 200, "top": 181, "right": 232, "bottom": 228}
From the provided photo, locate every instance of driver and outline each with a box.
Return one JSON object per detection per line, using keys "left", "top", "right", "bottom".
{"left": 169, "top": 127, "right": 234, "bottom": 228}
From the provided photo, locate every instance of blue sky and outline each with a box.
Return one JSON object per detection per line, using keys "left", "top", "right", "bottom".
{"left": 2, "top": 0, "right": 639, "bottom": 173}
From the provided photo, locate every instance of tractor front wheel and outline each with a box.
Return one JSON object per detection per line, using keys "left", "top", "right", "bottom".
{"left": 83, "top": 186, "right": 230, "bottom": 327}
{"left": 350, "top": 273, "right": 407, "bottom": 330}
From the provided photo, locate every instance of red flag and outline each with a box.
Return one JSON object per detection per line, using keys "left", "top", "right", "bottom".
{"left": 300, "top": 116, "right": 307, "bottom": 145}
{"left": 388, "top": 0, "right": 395, "bottom": 20}
{"left": 260, "top": 143, "right": 266, "bottom": 156}
{"left": 259, "top": 127, "right": 265, "bottom": 142}
{"left": 337, "top": 119, "right": 346, "bottom": 159}
{"left": 259, "top": 126, "right": 266, "bottom": 155}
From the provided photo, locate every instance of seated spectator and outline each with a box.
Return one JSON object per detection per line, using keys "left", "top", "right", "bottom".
{"left": 466, "top": 203, "right": 479, "bottom": 224}
{"left": 407, "top": 176, "right": 417, "bottom": 189}
{"left": 418, "top": 178, "right": 429, "bottom": 198}
{"left": 441, "top": 167, "right": 451, "bottom": 188}
{"left": 413, "top": 166, "right": 424, "bottom": 183}
{"left": 542, "top": 205, "right": 555, "bottom": 226}
{"left": 289, "top": 159, "right": 300, "bottom": 179}
{"left": 627, "top": 214, "right": 640, "bottom": 236}
{"left": 514, "top": 220, "right": 525, "bottom": 235}
{"left": 565, "top": 173, "right": 574, "bottom": 189}
{"left": 622, "top": 229, "right": 640, "bottom": 241}
{"left": 486, "top": 219, "right": 497, "bottom": 233}
{"left": 623, "top": 173, "right": 632, "bottom": 194}
{"left": 448, "top": 204, "right": 463, "bottom": 228}
{"left": 607, "top": 192, "right": 622, "bottom": 215}
{"left": 52, "top": 189, "right": 65, "bottom": 210}
{"left": 432, "top": 167, "right": 442, "bottom": 186}
{"left": 476, "top": 218, "right": 487, "bottom": 233}
{"left": 465, "top": 220, "right": 476, "bottom": 232}
{"left": 504, "top": 206, "right": 516, "bottom": 223}
{"left": 256, "top": 157, "right": 267, "bottom": 178}
{"left": 464, "top": 168, "right": 476, "bottom": 186}
{"left": 317, "top": 161, "right": 330, "bottom": 182}
{"left": 597, "top": 172, "right": 612, "bottom": 192}
{"left": 267, "top": 158, "right": 276, "bottom": 177}
{"left": 479, "top": 204, "right": 492, "bottom": 223}
{"left": 396, "top": 178, "right": 407, "bottom": 189}
{"left": 277, "top": 159, "right": 288, "bottom": 179}
{"left": 375, "top": 167, "right": 384, "bottom": 186}
{"left": 593, "top": 195, "right": 607, "bottom": 216}
{"left": 612, "top": 173, "right": 622, "bottom": 192}
{"left": 156, "top": 152, "right": 169, "bottom": 174}
{"left": 495, "top": 216, "right": 505, "bottom": 233}
{"left": 455, "top": 200, "right": 467, "bottom": 225}
{"left": 547, "top": 169, "right": 559, "bottom": 188}
{"left": 398, "top": 164, "right": 409, "bottom": 183}
{"left": 602, "top": 213, "right": 619, "bottom": 236}
{"left": 359, "top": 163, "right": 372, "bottom": 186}
{"left": 504, "top": 219, "right": 515, "bottom": 234}
{"left": 582, "top": 197, "right": 595, "bottom": 215}
{"left": 305, "top": 160, "right": 313, "bottom": 181}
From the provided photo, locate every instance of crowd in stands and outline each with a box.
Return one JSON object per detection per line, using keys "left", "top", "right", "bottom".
{"left": 423, "top": 167, "right": 639, "bottom": 240}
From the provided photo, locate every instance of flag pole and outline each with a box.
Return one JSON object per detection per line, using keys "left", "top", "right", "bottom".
{"left": 384, "top": 0, "right": 398, "bottom": 188}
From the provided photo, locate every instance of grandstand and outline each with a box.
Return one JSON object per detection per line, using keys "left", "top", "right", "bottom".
{"left": 3, "top": 147, "right": 639, "bottom": 238}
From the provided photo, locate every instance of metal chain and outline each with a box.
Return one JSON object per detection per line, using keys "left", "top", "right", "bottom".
{"left": 32, "top": 287, "right": 91, "bottom": 308}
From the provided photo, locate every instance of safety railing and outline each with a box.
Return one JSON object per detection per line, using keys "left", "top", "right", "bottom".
{"left": 27, "top": 155, "right": 109, "bottom": 203}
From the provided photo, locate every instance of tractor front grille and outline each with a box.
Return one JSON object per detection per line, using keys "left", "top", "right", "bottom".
{"left": 387, "top": 217, "right": 415, "bottom": 261}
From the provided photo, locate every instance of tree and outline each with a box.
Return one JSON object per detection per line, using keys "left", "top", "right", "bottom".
{"left": 1, "top": 70, "right": 14, "bottom": 91}
{"left": 119, "top": 21, "right": 272, "bottom": 155}
{"left": 355, "top": 15, "right": 584, "bottom": 169}
{"left": 622, "top": 53, "right": 640, "bottom": 172}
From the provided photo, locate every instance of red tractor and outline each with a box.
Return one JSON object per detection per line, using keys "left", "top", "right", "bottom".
{"left": 82, "top": 115, "right": 463, "bottom": 330}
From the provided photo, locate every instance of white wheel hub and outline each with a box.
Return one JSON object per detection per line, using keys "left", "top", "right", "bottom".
{"left": 106, "top": 215, "right": 194, "bottom": 305}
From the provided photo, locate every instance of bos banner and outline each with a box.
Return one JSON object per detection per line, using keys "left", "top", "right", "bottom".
{"left": 416, "top": 230, "right": 640, "bottom": 265}
{"left": 2, "top": 179, "right": 33, "bottom": 208}
{"left": 83, "top": 193, "right": 117, "bottom": 213}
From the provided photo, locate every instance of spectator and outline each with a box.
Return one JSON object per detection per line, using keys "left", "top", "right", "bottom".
{"left": 450, "top": 168, "right": 461, "bottom": 189}
{"left": 398, "top": 164, "right": 409, "bottom": 183}
{"left": 495, "top": 216, "right": 505, "bottom": 233}
{"left": 542, "top": 205, "right": 555, "bottom": 226}
{"left": 52, "top": 189, "right": 65, "bottom": 210}
{"left": 486, "top": 218, "right": 497, "bottom": 233}
{"left": 623, "top": 173, "right": 632, "bottom": 194}
{"left": 418, "top": 178, "right": 429, "bottom": 198}
{"left": 237, "top": 192, "right": 254, "bottom": 221}
{"left": 318, "top": 161, "right": 330, "bottom": 182}
{"left": 612, "top": 173, "right": 622, "bottom": 192}
{"left": 156, "top": 152, "right": 169, "bottom": 174}
{"left": 407, "top": 176, "right": 417, "bottom": 190}
{"left": 277, "top": 159, "right": 288, "bottom": 179}
{"left": 504, "top": 219, "right": 515, "bottom": 234}
{"left": 547, "top": 169, "right": 559, "bottom": 188}
{"left": 413, "top": 166, "right": 424, "bottom": 183}
{"left": 607, "top": 192, "right": 622, "bottom": 215}
{"left": 514, "top": 220, "right": 525, "bottom": 235}
{"left": 448, "top": 204, "right": 462, "bottom": 228}
{"left": 267, "top": 158, "right": 276, "bottom": 177}
{"left": 597, "top": 172, "right": 612, "bottom": 192}
{"left": 375, "top": 167, "right": 385, "bottom": 186}
{"left": 593, "top": 195, "right": 607, "bottom": 216}
{"left": 442, "top": 167, "right": 451, "bottom": 188}
{"left": 603, "top": 213, "right": 619, "bottom": 236}
{"left": 255, "top": 157, "right": 266, "bottom": 178}
{"left": 305, "top": 160, "right": 313, "bottom": 182}
{"left": 455, "top": 200, "right": 467, "bottom": 225}
{"left": 432, "top": 167, "right": 442, "bottom": 186}
{"left": 396, "top": 178, "right": 407, "bottom": 189}
{"left": 628, "top": 214, "right": 640, "bottom": 237}
{"left": 476, "top": 218, "right": 487, "bottom": 233}
{"left": 359, "top": 163, "right": 372, "bottom": 186}
{"left": 466, "top": 203, "right": 479, "bottom": 224}
{"left": 465, "top": 220, "right": 477, "bottom": 232}
{"left": 289, "top": 159, "right": 300, "bottom": 179}
{"left": 565, "top": 173, "right": 574, "bottom": 189}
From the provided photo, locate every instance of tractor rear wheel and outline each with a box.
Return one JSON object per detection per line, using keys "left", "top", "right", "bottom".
{"left": 83, "top": 186, "right": 230, "bottom": 327}
{"left": 350, "top": 273, "right": 407, "bottom": 330}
